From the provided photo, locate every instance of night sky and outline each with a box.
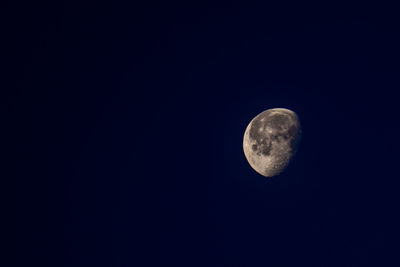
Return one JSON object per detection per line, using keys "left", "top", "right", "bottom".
{"left": 3, "top": 1, "right": 400, "bottom": 266}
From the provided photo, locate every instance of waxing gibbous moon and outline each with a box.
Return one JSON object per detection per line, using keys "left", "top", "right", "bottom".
{"left": 243, "top": 108, "right": 301, "bottom": 177}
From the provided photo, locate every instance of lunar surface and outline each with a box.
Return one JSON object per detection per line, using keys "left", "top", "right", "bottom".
{"left": 243, "top": 108, "right": 301, "bottom": 177}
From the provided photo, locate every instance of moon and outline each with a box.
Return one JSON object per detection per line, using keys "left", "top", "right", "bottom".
{"left": 243, "top": 108, "right": 301, "bottom": 177}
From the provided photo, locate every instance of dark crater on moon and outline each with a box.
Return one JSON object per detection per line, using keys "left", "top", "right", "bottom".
{"left": 251, "top": 140, "right": 272, "bottom": 156}
{"left": 269, "top": 114, "right": 288, "bottom": 130}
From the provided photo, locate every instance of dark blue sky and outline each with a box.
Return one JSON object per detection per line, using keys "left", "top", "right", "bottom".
{"left": 3, "top": 1, "right": 400, "bottom": 266}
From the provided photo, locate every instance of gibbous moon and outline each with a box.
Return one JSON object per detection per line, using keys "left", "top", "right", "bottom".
{"left": 243, "top": 108, "right": 301, "bottom": 177}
